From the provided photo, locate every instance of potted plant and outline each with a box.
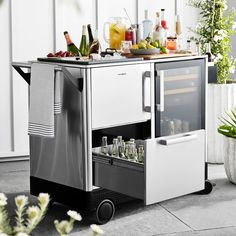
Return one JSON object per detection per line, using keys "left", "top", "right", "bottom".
{"left": 218, "top": 108, "right": 236, "bottom": 183}
{"left": 189, "top": 0, "right": 236, "bottom": 163}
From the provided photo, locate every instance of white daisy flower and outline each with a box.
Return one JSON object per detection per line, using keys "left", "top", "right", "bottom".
{"left": 67, "top": 210, "right": 82, "bottom": 221}
{"left": 90, "top": 224, "right": 104, "bottom": 235}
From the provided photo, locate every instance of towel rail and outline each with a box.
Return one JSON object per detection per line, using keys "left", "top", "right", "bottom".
{"left": 12, "top": 62, "right": 83, "bottom": 91}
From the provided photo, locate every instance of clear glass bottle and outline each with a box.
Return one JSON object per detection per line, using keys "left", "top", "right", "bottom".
{"left": 117, "top": 136, "right": 122, "bottom": 147}
{"left": 142, "top": 10, "right": 153, "bottom": 39}
{"left": 186, "top": 39, "right": 191, "bottom": 52}
{"left": 161, "top": 9, "right": 167, "bottom": 30}
{"left": 101, "top": 136, "right": 109, "bottom": 155}
{"left": 119, "top": 140, "right": 126, "bottom": 159}
{"left": 153, "top": 12, "right": 165, "bottom": 45}
{"left": 111, "top": 138, "right": 119, "bottom": 157}
{"left": 138, "top": 145, "right": 145, "bottom": 163}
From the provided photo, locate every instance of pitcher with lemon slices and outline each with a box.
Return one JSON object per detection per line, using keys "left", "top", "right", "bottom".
{"left": 103, "top": 17, "right": 127, "bottom": 49}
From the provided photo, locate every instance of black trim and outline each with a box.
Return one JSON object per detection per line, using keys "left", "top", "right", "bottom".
{"left": 30, "top": 176, "right": 134, "bottom": 211}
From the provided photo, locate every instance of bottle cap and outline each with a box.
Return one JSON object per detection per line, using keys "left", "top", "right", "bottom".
{"left": 64, "top": 31, "right": 68, "bottom": 35}
{"left": 161, "top": 9, "right": 165, "bottom": 11}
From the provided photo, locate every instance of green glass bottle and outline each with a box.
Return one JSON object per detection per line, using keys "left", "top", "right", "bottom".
{"left": 79, "top": 25, "right": 88, "bottom": 56}
{"left": 87, "top": 24, "right": 94, "bottom": 47}
{"left": 63, "top": 31, "right": 80, "bottom": 56}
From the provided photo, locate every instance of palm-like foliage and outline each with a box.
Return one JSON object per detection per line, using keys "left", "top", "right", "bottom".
{"left": 218, "top": 108, "right": 236, "bottom": 138}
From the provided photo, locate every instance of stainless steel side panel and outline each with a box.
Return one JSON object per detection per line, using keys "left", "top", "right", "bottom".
{"left": 30, "top": 68, "right": 87, "bottom": 190}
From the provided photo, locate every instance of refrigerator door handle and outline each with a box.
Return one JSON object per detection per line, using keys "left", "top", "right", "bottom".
{"left": 156, "top": 70, "right": 165, "bottom": 112}
{"left": 159, "top": 134, "right": 198, "bottom": 146}
{"left": 142, "top": 71, "right": 151, "bottom": 112}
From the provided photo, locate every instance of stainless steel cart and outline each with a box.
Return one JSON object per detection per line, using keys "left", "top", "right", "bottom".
{"left": 12, "top": 56, "right": 213, "bottom": 224}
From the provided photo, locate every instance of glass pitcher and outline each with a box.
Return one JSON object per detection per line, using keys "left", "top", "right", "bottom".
{"left": 103, "top": 17, "right": 127, "bottom": 50}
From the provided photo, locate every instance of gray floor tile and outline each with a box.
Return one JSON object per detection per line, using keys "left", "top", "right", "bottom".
{"left": 160, "top": 177, "right": 236, "bottom": 231}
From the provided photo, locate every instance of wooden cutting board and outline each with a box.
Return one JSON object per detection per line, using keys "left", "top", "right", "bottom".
{"left": 124, "top": 53, "right": 196, "bottom": 60}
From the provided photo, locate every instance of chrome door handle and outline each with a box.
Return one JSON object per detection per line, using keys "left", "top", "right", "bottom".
{"left": 142, "top": 71, "right": 151, "bottom": 112}
{"left": 159, "top": 134, "right": 197, "bottom": 145}
{"left": 156, "top": 70, "right": 164, "bottom": 112}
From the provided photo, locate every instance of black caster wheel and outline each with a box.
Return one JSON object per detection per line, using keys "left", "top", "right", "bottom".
{"left": 95, "top": 199, "right": 115, "bottom": 225}
{"left": 195, "top": 180, "right": 214, "bottom": 195}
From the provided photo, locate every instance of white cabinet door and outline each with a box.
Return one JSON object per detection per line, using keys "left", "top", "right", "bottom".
{"left": 145, "top": 130, "right": 205, "bottom": 205}
{"left": 91, "top": 64, "right": 151, "bottom": 129}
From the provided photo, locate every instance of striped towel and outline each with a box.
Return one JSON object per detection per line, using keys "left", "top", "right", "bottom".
{"left": 28, "top": 63, "right": 62, "bottom": 138}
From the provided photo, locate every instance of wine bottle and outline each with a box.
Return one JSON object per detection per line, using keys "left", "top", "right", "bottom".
{"left": 206, "top": 42, "right": 214, "bottom": 62}
{"left": 79, "top": 25, "right": 88, "bottom": 56}
{"left": 87, "top": 24, "right": 94, "bottom": 47}
{"left": 63, "top": 31, "right": 80, "bottom": 56}
{"left": 88, "top": 29, "right": 100, "bottom": 55}
{"left": 142, "top": 10, "right": 153, "bottom": 39}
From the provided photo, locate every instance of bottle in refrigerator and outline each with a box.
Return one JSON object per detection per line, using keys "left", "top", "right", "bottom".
{"left": 79, "top": 25, "right": 88, "bottom": 56}
{"left": 118, "top": 140, "right": 126, "bottom": 159}
{"left": 63, "top": 31, "right": 80, "bottom": 56}
{"left": 142, "top": 10, "right": 153, "bottom": 39}
{"left": 153, "top": 12, "right": 165, "bottom": 45}
{"left": 138, "top": 145, "right": 144, "bottom": 163}
{"left": 111, "top": 138, "right": 119, "bottom": 157}
{"left": 101, "top": 136, "right": 109, "bottom": 155}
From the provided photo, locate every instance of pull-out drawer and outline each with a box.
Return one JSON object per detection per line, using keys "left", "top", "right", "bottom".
{"left": 93, "top": 130, "right": 205, "bottom": 205}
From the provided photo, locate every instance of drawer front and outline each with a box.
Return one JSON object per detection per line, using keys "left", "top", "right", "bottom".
{"left": 145, "top": 130, "right": 205, "bottom": 205}
{"left": 93, "top": 154, "right": 144, "bottom": 200}
{"left": 91, "top": 64, "right": 151, "bottom": 129}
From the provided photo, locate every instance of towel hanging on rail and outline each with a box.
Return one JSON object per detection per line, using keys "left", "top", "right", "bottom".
{"left": 28, "top": 63, "right": 62, "bottom": 138}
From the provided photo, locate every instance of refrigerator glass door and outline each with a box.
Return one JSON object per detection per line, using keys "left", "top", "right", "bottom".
{"left": 155, "top": 59, "right": 205, "bottom": 137}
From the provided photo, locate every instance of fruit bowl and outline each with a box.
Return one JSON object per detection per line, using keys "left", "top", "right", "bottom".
{"left": 130, "top": 48, "right": 160, "bottom": 55}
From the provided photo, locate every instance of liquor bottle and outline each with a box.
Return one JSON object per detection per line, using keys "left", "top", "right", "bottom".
{"left": 87, "top": 24, "right": 94, "bottom": 47}
{"left": 63, "top": 31, "right": 80, "bottom": 56}
{"left": 142, "top": 10, "right": 153, "bottom": 39}
{"left": 88, "top": 29, "right": 100, "bottom": 55}
{"left": 161, "top": 9, "right": 167, "bottom": 30}
{"left": 153, "top": 12, "right": 165, "bottom": 45}
{"left": 206, "top": 42, "right": 214, "bottom": 62}
{"left": 79, "top": 25, "right": 88, "bottom": 56}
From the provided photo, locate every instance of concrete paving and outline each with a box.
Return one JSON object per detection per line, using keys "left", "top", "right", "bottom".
{"left": 0, "top": 161, "right": 235, "bottom": 236}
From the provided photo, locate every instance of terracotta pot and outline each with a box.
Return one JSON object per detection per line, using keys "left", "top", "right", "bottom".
{"left": 207, "top": 83, "right": 236, "bottom": 163}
